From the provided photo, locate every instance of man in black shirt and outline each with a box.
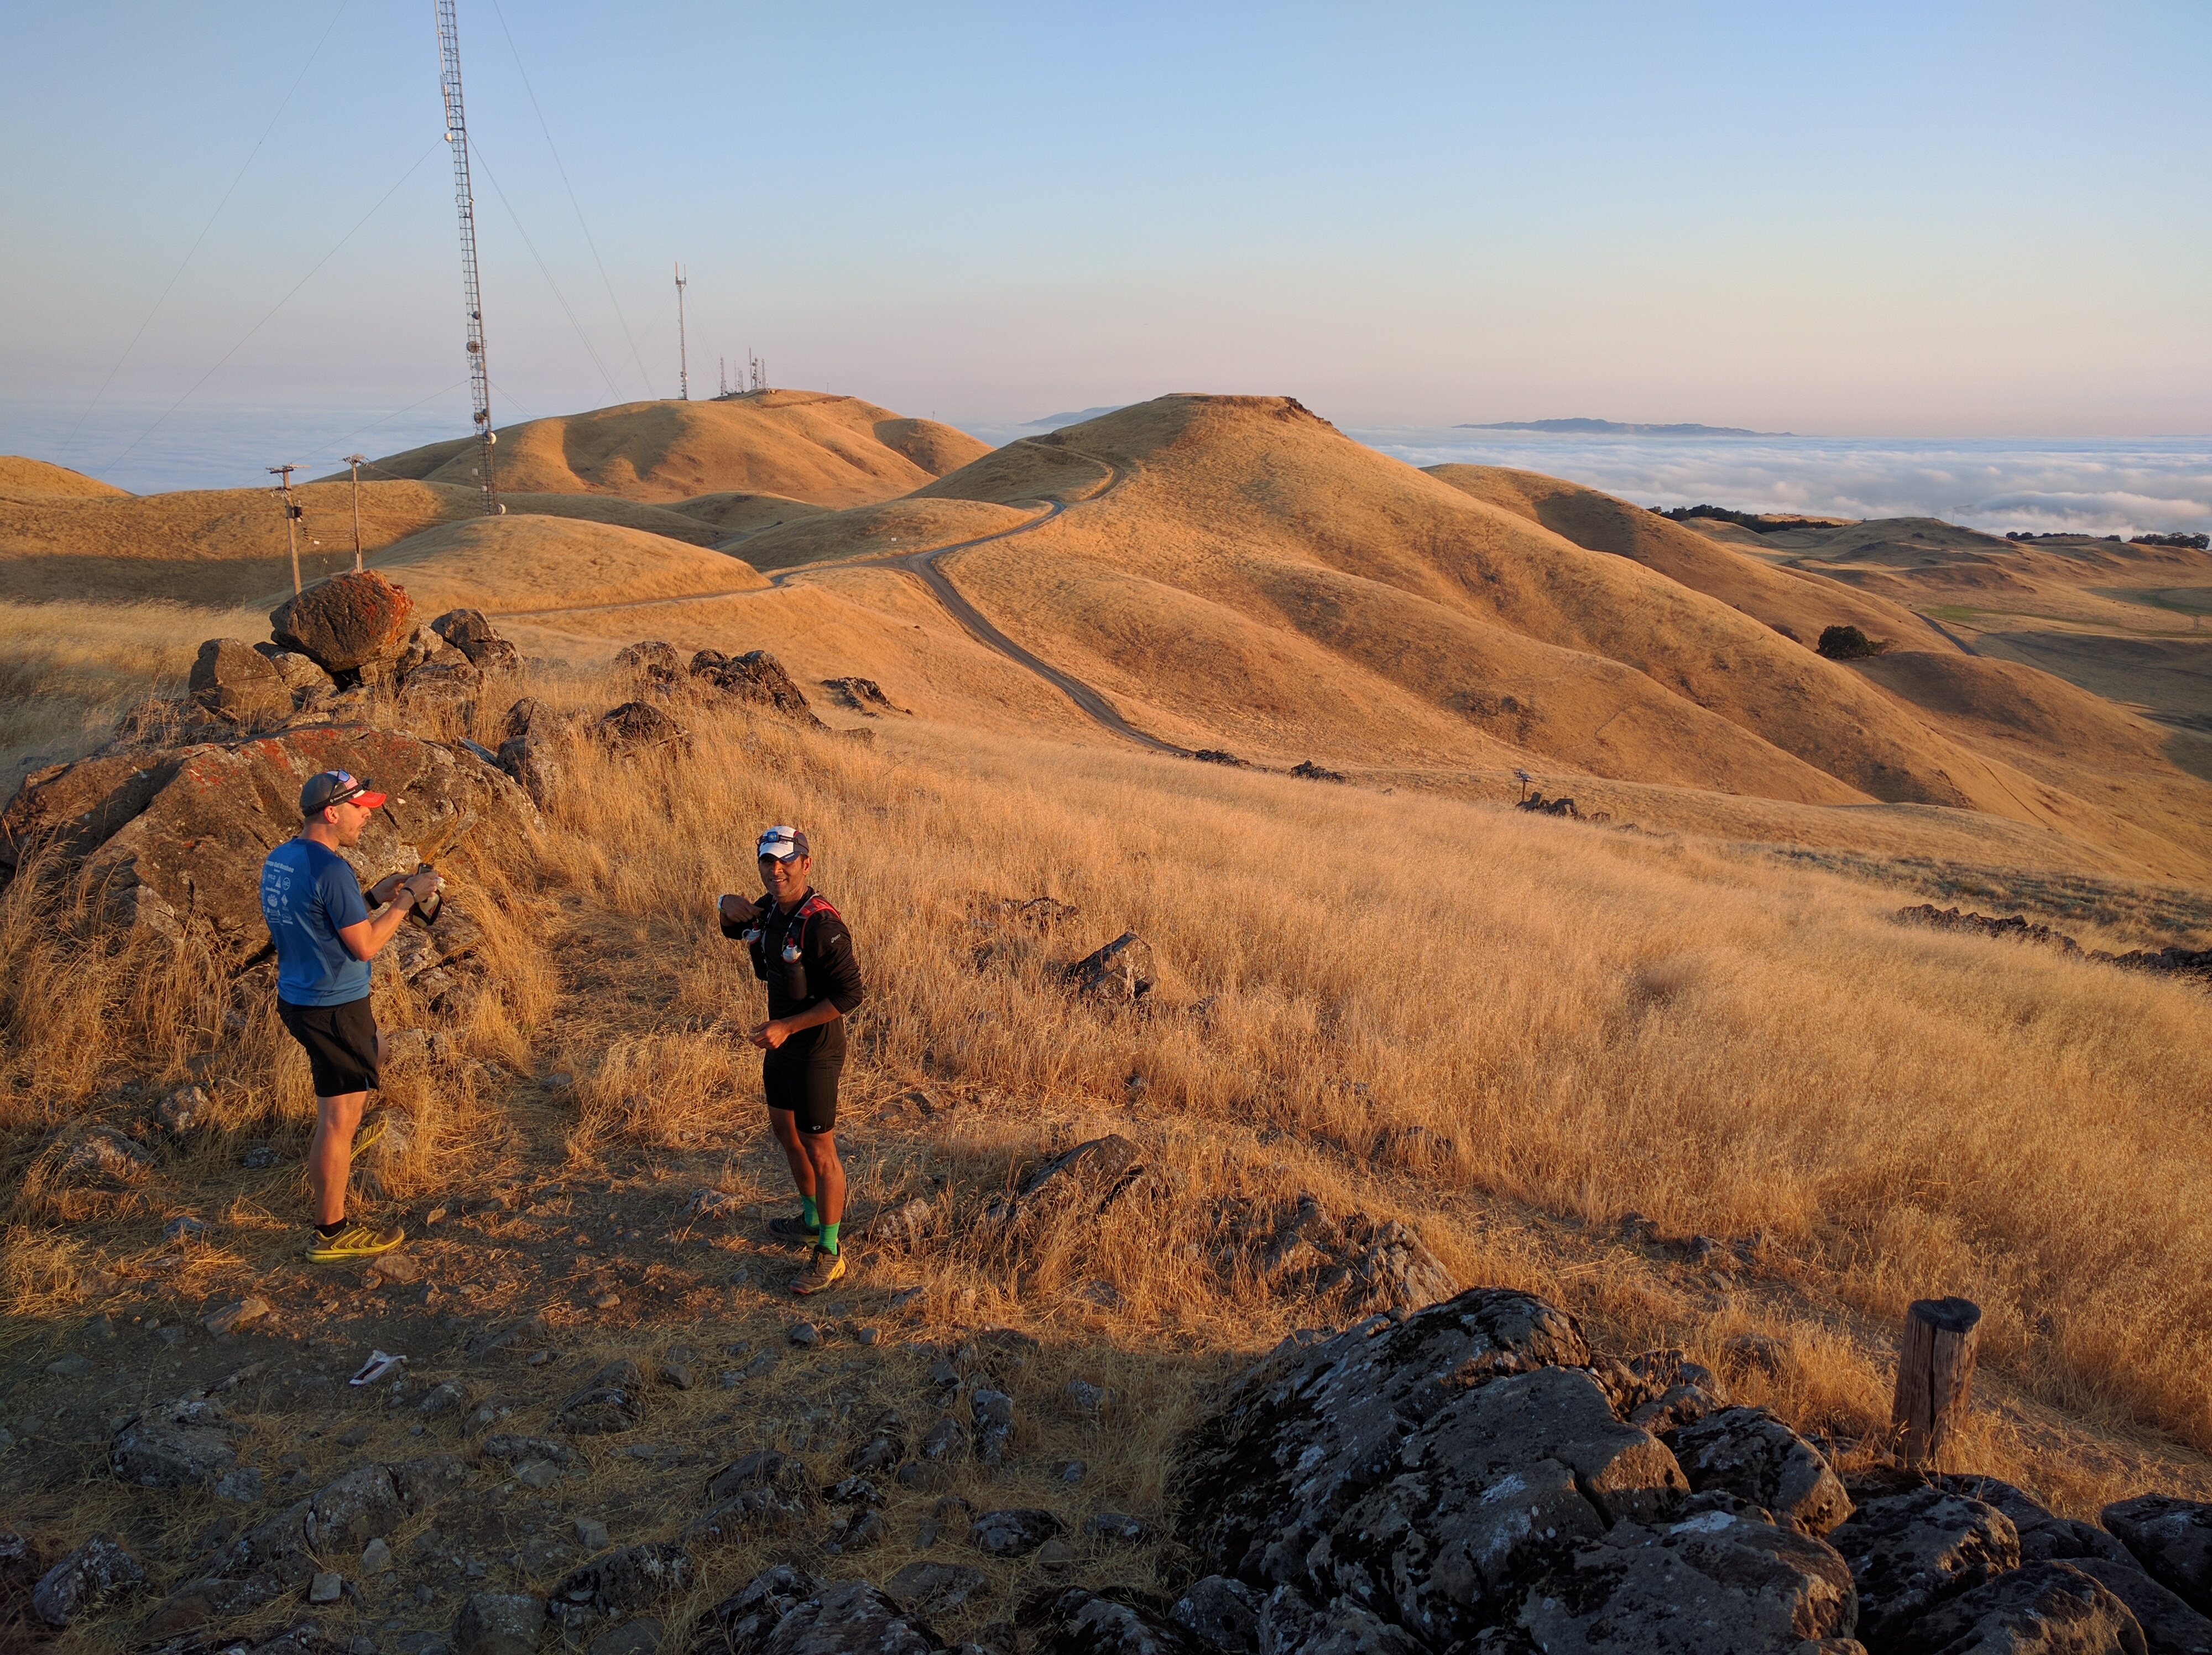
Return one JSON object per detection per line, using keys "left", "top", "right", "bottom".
{"left": 719, "top": 824, "right": 867, "bottom": 1296}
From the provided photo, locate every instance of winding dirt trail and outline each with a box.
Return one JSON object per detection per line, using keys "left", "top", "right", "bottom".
{"left": 488, "top": 445, "right": 1192, "bottom": 757}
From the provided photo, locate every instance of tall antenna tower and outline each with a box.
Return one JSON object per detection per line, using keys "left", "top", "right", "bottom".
{"left": 674, "top": 263, "right": 689, "bottom": 401}
{"left": 435, "top": 0, "right": 498, "bottom": 514}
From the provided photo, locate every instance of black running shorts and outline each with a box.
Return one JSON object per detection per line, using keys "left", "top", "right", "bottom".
{"left": 763, "top": 1045, "right": 841, "bottom": 1134}
{"left": 278, "top": 995, "right": 381, "bottom": 1098}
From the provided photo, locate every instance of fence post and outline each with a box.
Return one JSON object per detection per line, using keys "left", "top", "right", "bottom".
{"left": 1892, "top": 1296, "right": 1982, "bottom": 1470}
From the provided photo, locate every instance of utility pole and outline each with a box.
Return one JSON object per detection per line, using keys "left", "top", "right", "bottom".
{"left": 270, "top": 465, "right": 302, "bottom": 594}
{"left": 345, "top": 454, "right": 367, "bottom": 571}
{"left": 674, "top": 263, "right": 689, "bottom": 401}
{"left": 436, "top": 0, "right": 499, "bottom": 514}
{"left": 718, "top": 356, "right": 728, "bottom": 398}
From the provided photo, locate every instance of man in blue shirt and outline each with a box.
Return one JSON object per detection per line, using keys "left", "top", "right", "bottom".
{"left": 259, "top": 769, "right": 440, "bottom": 1263}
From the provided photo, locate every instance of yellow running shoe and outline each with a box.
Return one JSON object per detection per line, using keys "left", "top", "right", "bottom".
{"left": 790, "top": 1245, "right": 847, "bottom": 1297}
{"left": 305, "top": 1222, "right": 405, "bottom": 1263}
{"left": 352, "top": 1114, "right": 388, "bottom": 1157}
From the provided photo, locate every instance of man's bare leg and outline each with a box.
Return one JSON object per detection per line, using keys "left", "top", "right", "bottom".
{"left": 801, "top": 1131, "right": 844, "bottom": 1246}
{"left": 307, "top": 1089, "right": 368, "bottom": 1226}
{"left": 770, "top": 1107, "right": 817, "bottom": 1200}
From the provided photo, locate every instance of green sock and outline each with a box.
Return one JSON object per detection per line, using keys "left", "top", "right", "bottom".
{"left": 818, "top": 1221, "right": 840, "bottom": 1255}
{"left": 800, "top": 1195, "right": 820, "bottom": 1230}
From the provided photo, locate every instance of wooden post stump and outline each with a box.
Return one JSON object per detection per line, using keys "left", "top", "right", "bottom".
{"left": 1892, "top": 1296, "right": 1982, "bottom": 1470}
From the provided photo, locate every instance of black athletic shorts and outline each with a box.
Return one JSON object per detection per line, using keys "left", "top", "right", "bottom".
{"left": 763, "top": 1045, "right": 842, "bottom": 1135}
{"left": 278, "top": 996, "right": 380, "bottom": 1098}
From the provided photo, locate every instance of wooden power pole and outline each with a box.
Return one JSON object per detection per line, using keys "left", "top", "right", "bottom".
{"left": 269, "top": 464, "right": 302, "bottom": 594}
{"left": 345, "top": 454, "right": 367, "bottom": 571}
{"left": 1892, "top": 1297, "right": 1982, "bottom": 1470}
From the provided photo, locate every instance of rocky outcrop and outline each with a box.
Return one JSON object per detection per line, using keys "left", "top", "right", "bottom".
{"left": 30, "top": 1535, "right": 147, "bottom": 1628}
{"left": 1066, "top": 932, "right": 1155, "bottom": 1001}
{"left": 497, "top": 696, "right": 563, "bottom": 805}
{"left": 1224, "top": 1193, "right": 1458, "bottom": 1316}
{"left": 615, "top": 641, "right": 682, "bottom": 680}
{"left": 1666, "top": 1406, "right": 1852, "bottom": 1536}
{"left": 1830, "top": 1485, "right": 2022, "bottom": 1646}
{"left": 270, "top": 570, "right": 416, "bottom": 676}
{"left": 190, "top": 638, "right": 292, "bottom": 727}
{"left": 688, "top": 649, "right": 822, "bottom": 723}
{"left": 1, "top": 723, "right": 525, "bottom": 960}
{"left": 595, "top": 700, "right": 690, "bottom": 754}
{"left": 1904, "top": 1561, "right": 2147, "bottom": 1654}
{"left": 2107, "top": 1497, "right": 2212, "bottom": 1618}
{"left": 432, "top": 607, "right": 522, "bottom": 673}
{"left": 1029, "top": 1589, "right": 1213, "bottom": 1655}
{"left": 984, "top": 1134, "right": 1147, "bottom": 1232}
{"left": 1171, "top": 1287, "right": 1862, "bottom": 1651}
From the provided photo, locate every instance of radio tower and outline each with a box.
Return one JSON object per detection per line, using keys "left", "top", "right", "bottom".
{"left": 436, "top": 0, "right": 498, "bottom": 514}
{"left": 674, "top": 263, "right": 689, "bottom": 401}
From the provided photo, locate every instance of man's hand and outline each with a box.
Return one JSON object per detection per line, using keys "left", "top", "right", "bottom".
{"left": 748, "top": 1019, "right": 790, "bottom": 1050}
{"left": 401, "top": 870, "right": 444, "bottom": 906}
{"left": 367, "top": 872, "right": 408, "bottom": 907}
{"left": 719, "top": 893, "right": 763, "bottom": 926}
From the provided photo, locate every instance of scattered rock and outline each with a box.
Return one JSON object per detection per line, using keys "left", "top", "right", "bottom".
{"left": 788, "top": 1321, "right": 821, "bottom": 1349}
{"left": 310, "top": 1571, "right": 344, "bottom": 1604}
{"left": 971, "top": 1388, "right": 1016, "bottom": 1467}
{"left": 1086, "top": 1512, "right": 1150, "bottom": 1545}
{"left": 971, "top": 1508, "right": 1062, "bottom": 1558}
{"left": 921, "top": 1415, "right": 969, "bottom": 1463}
{"left": 165, "top": 1213, "right": 211, "bottom": 1242}
{"left": 1665, "top": 1405, "right": 1852, "bottom": 1536}
{"left": 496, "top": 697, "right": 563, "bottom": 806}
{"left": 206, "top": 1294, "right": 274, "bottom": 1336}
{"left": 454, "top": 1590, "right": 547, "bottom": 1655}
{"left": 985, "top": 1134, "right": 1146, "bottom": 1231}
{"left": 416, "top": 1381, "right": 466, "bottom": 1418}
{"left": 867, "top": 1198, "right": 936, "bottom": 1250}
{"left": 159, "top": 1082, "right": 212, "bottom": 1134}
{"left": 575, "top": 1517, "right": 610, "bottom": 1551}
{"left": 689, "top": 1450, "right": 812, "bottom": 1540}
{"left": 2107, "top": 1496, "right": 2212, "bottom": 1617}
{"left": 1065, "top": 931, "right": 1155, "bottom": 1001}
{"left": 216, "top": 1467, "right": 268, "bottom": 1503}
{"left": 741, "top": 1578, "right": 936, "bottom": 1655}
{"left": 885, "top": 1560, "right": 991, "bottom": 1617}
{"left": 111, "top": 1396, "right": 243, "bottom": 1489}
{"left": 557, "top": 1359, "right": 646, "bottom": 1434}
{"left": 1233, "top": 1191, "right": 1457, "bottom": 1314}
{"left": 1829, "top": 1485, "right": 2022, "bottom": 1646}
{"left": 550, "top": 1544, "right": 693, "bottom": 1625}
{"left": 821, "top": 677, "right": 905, "bottom": 716}
{"left": 271, "top": 570, "right": 418, "bottom": 676}
{"left": 1067, "top": 1379, "right": 1108, "bottom": 1415}
{"left": 594, "top": 700, "right": 689, "bottom": 754}
{"left": 589, "top": 1618, "right": 664, "bottom": 1655}
{"left": 59, "top": 1124, "right": 154, "bottom": 1183}
{"left": 45, "top": 1352, "right": 92, "bottom": 1378}
{"left": 1290, "top": 759, "right": 1347, "bottom": 783}
{"left": 30, "top": 1534, "right": 147, "bottom": 1628}
{"left": 362, "top": 1537, "right": 393, "bottom": 1575}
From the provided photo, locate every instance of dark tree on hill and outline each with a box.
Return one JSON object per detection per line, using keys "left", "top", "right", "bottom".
{"left": 1817, "top": 624, "right": 1886, "bottom": 660}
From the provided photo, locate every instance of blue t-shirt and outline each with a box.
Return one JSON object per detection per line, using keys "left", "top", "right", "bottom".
{"left": 259, "top": 837, "right": 372, "bottom": 1007}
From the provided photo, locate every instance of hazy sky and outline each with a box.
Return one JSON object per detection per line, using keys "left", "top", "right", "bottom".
{"left": 4, "top": 0, "right": 2208, "bottom": 481}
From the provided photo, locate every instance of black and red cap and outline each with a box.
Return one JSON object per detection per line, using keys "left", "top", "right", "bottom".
{"left": 300, "top": 769, "right": 387, "bottom": 817}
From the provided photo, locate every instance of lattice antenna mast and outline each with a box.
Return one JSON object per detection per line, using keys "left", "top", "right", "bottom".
{"left": 436, "top": 0, "right": 498, "bottom": 514}
{"left": 674, "top": 263, "right": 689, "bottom": 401}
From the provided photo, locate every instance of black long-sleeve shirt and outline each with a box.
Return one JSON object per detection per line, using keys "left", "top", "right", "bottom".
{"left": 726, "top": 888, "right": 865, "bottom": 1059}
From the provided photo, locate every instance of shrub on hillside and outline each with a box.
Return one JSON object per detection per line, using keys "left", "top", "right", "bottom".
{"left": 1816, "top": 624, "right": 1888, "bottom": 660}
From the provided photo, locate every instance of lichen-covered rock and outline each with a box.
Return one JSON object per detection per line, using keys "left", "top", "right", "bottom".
{"left": 1516, "top": 1503, "right": 1858, "bottom": 1652}
{"left": 190, "top": 637, "right": 291, "bottom": 726}
{"left": 1666, "top": 1406, "right": 1852, "bottom": 1536}
{"left": 971, "top": 1388, "right": 1016, "bottom": 1467}
{"left": 305, "top": 1465, "right": 404, "bottom": 1551}
{"left": 431, "top": 608, "right": 521, "bottom": 672}
{"left": 883, "top": 1561, "right": 990, "bottom": 1618}
{"left": 689, "top": 1450, "right": 813, "bottom": 1540}
{"left": 2061, "top": 1559, "right": 2212, "bottom": 1655}
{"left": 693, "top": 650, "right": 821, "bottom": 724}
{"left": 1828, "top": 1485, "right": 2022, "bottom": 1646}
{"left": 550, "top": 1543, "right": 694, "bottom": 1627}
{"left": 594, "top": 700, "right": 688, "bottom": 753}
{"left": 271, "top": 569, "right": 417, "bottom": 675}
{"left": 110, "top": 1396, "right": 242, "bottom": 1488}
{"left": 969, "top": 1508, "right": 1063, "bottom": 1558}
{"left": 615, "top": 641, "right": 682, "bottom": 679}
{"left": 30, "top": 1534, "right": 147, "bottom": 1628}
{"left": 2106, "top": 1497, "right": 2212, "bottom": 1618}
{"left": 1902, "top": 1560, "right": 2147, "bottom": 1655}
{"left": 1168, "top": 1576, "right": 1261, "bottom": 1654}
{"left": 687, "top": 1564, "right": 825, "bottom": 1655}
{"left": 1030, "top": 1589, "right": 1213, "bottom": 1655}
{"left": 984, "top": 1134, "right": 1146, "bottom": 1231}
{"left": 1254, "top": 1584, "right": 1427, "bottom": 1655}
{"left": 755, "top": 1579, "right": 939, "bottom": 1655}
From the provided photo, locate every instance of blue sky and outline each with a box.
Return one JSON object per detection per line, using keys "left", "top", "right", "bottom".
{"left": 3, "top": 1, "right": 2208, "bottom": 485}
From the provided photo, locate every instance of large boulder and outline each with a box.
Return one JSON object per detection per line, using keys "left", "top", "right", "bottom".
{"left": 431, "top": 608, "right": 521, "bottom": 672}
{"left": 691, "top": 649, "right": 821, "bottom": 723}
{"left": 2, "top": 724, "right": 527, "bottom": 959}
{"left": 189, "top": 638, "right": 291, "bottom": 727}
{"left": 1029, "top": 1589, "right": 1213, "bottom": 1655}
{"left": 497, "top": 696, "right": 564, "bottom": 806}
{"left": 1902, "top": 1560, "right": 2147, "bottom": 1654}
{"left": 2107, "top": 1497, "right": 2212, "bottom": 1618}
{"left": 753, "top": 1579, "right": 939, "bottom": 1655}
{"left": 271, "top": 569, "right": 417, "bottom": 675}
{"left": 30, "top": 1535, "right": 147, "bottom": 1628}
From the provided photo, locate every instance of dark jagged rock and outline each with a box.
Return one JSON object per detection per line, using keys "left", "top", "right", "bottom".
{"left": 30, "top": 1534, "right": 147, "bottom": 1628}
{"left": 1168, "top": 1577, "right": 1261, "bottom": 1654}
{"left": 687, "top": 1564, "right": 823, "bottom": 1655}
{"left": 496, "top": 696, "right": 562, "bottom": 805}
{"left": 1666, "top": 1406, "right": 1852, "bottom": 1536}
{"left": 615, "top": 641, "right": 682, "bottom": 679}
{"left": 2063, "top": 1560, "right": 2212, "bottom": 1654}
{"left": 1829, "top": 1485, "right": 2022, "bottom": 1646}
{"left": 754, "top": 1579, "right": 940, "bottom": 1655}
{"left": 1517, "top": 790, "right": 1579, "bottom": 818}
{"left": 1291, "top": 759, "right": 1347, "bottom": 783}
{"left": 695, "top": 650, "right": 821, "bottom": 724}
{"left": 271, "top": 570, "right": 418, "bottom": 675}
{"left": 550, "top": 1544, "right": 695, "bottom": 1627}
{"left": 456, "top": 1590, "right": 549, "bottom": 1655}
{"left": 969, "top": 1508, "right": 1063, "bottom": 1558}
{"left": 595, "top": 700, "right": 690, "bottom": 754}
{"left": 190, "top": 638, "right": 292, "bottom": 726}
{"left": 1936, "top": 1476, "right": 2135, "bottom": 1568}
{"left": 971, "top": 1388, "right": 1016, "bottom": 1467}
{"left": 1029, "top": 1590, "right": 1212, "bottom": 1655}
{"left": 559, "top": 1359, "right": 647, "bottom": 1434}
{"left": 1254, "top": 1583, "right": 1425, "bottom": 1654}
{"left": 2107, "top": 1498, "right": 2212, "bottom": 1618}
{"left": 1065, "top": 933, "right": 1155, "bottom": 1001}
{"left": 690, "top": 1450, "right": 812, "bottom": 1539}
{"left": 430, "top": 608, "right": 521, "bottom": 672}
{"left": 884, "top": 1562, "right": 990, "bottom": 1617}
{"left": 984, "top": 1134, "right": 1146, "bottom": 1230}
{"left": 1901, "top": 1560, "right": 2147, "bottom": 1654}
{"left": 110, "top": 1396, "right": 243, "bottom": 1489}
{"left": 304, "top": 1464, "right": 404, "bottom": 1551}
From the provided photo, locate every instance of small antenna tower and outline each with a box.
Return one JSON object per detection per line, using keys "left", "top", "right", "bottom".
{"left": 718, "top": 356, "right": 728, "bottom": 398}
{"left": 436, "top": 0, "right": 498, "bottom": 515}
{"left": 674, "top": 263, "right": 690, "bottom": 401}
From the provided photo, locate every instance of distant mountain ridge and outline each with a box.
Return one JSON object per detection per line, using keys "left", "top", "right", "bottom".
{"left": 1024, "top": 406, "right": 1127, "bottom": 430}
{"left": 1458, "top": 417, "right": 1788, "bottom": 437}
